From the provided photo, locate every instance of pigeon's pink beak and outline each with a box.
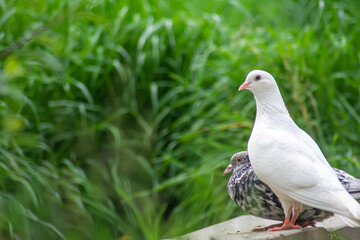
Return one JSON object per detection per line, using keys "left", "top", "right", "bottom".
{"left": 238, "top": 82, "right": 251, "bottom": 91}
{"left": 223, "top": 164, "right": 233, "bottom": 175}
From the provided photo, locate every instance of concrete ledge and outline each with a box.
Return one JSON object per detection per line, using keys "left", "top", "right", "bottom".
{"left": 170, "top": 215, "right": 360, "bottom": 240}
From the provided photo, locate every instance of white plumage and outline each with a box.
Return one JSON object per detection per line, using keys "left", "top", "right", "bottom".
{"left": 239, "top": 70, "right": 360, "bottom": 230}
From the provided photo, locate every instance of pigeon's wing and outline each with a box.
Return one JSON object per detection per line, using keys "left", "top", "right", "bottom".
{"left": 347, "top": 179, "right": 360, "bottom": 200}
{"left": 283, "top": 155, "right": 356, "bottom": 216}
{"left": 334, "top": 168, "right": 360, "bottom": 200}
{"left": 282, "top": 128, "right": 360, "bottom": 205}
{"left": 229, "top": 165, "right": 285, "bottom": 220}
{"left": 289, "top": 125, "right": 334, "bottom": 168}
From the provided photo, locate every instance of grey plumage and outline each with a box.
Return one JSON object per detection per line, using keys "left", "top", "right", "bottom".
{"left": 225, "top": 151, "right": 360, "bottom": 224}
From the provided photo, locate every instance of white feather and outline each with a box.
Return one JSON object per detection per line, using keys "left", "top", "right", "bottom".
{"left": 242, "top": 70, "right": 360, "bottom": 226}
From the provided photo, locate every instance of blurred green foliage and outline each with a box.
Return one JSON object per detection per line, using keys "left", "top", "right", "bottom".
{"left": 0, "top": 0, "right": 360, "bottom": 239}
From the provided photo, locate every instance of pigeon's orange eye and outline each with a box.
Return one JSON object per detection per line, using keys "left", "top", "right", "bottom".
{"left": 237, "top": 158, "right": 241, "bottom": 162}
{"left": 255, "top": 74, "right": 261, "bottom": 81}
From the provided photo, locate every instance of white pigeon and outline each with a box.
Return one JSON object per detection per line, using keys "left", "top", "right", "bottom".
{"left": 238, "top": 70, "right": 360, "bottom": 231}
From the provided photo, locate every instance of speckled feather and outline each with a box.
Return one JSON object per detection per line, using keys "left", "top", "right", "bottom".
{"left": 226, "top": 152, "right": 360, "bottom": 223}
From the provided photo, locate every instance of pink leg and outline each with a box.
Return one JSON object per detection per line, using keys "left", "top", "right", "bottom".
{"left": 267, "top": 207, "right": 302, "bottom": 231}
{"left": 290, "top": 208, "right": 301, "bottom": 225}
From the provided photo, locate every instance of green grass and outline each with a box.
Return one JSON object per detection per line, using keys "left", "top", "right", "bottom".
{"left": 0, "top": 0, "right": 360, "bottom": 239}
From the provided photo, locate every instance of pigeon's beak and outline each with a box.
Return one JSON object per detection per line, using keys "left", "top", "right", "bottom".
{"left": 238, "top": 82, "right": 251, "bottom": 91}
{"left": 223, "top": 164, "right": 233, "bottom": 175}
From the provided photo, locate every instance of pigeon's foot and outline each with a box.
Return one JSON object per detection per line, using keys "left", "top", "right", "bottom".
{"left": 298, "top": 220, "right": 316, "bottom": 228}
{"left": 252, "top": 223, "right": 283, "bottom": 232}
{"left": 253, "top": 220, "right": 315, "bottom": 232}
{"left": 267, "top": 223, "right": 301, "bottom": 231}
{"left": 267, "top": 206, "right": 302, "bottom": 231}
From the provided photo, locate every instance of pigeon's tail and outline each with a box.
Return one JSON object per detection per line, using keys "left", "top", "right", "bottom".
{"left": 348, "top": 178, "right": 360, "bottom": 200}
{"left": 341, "top": 192, "right": 360, "bottom": 227}
{"left": 339, "top": 168, "right": 360, "bottom": 200}
{"left": 334, "top": 169, "right": 360, "bottom": 218}
{"left": 349, "top": 190, "right": 360, "bottom": 201}
{"left": 336, "top": 215, "right": 360, "bottom": 227}
{"left": 300, "top": 188, "right": 360, "bottom": 227}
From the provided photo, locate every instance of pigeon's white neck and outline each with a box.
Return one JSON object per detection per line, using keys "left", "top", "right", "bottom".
{"left": 252, "top": 85, "right": 294, "bottom": 127}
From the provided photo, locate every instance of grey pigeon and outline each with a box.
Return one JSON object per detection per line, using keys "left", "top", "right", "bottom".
{"left": 225, "top": 151, "right": 360, "bottom": 228}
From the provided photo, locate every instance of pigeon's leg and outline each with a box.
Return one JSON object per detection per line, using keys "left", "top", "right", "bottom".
{"left": 289, "top": 207, "right": 301, "bottom": 225}
{"left": 267, "top": 206, "right": 301, "bottom": 231}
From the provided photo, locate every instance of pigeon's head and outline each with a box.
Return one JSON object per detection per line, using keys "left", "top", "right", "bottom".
{"left": 224, "top": 151, "right": 249, "bottom": 175}
{"left": 238, "top": 70, "right": 277, "bottom": 93}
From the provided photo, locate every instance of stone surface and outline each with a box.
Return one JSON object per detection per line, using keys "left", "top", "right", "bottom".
{"left": 169, "top": 215, "right": 360, "bottom": 240}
